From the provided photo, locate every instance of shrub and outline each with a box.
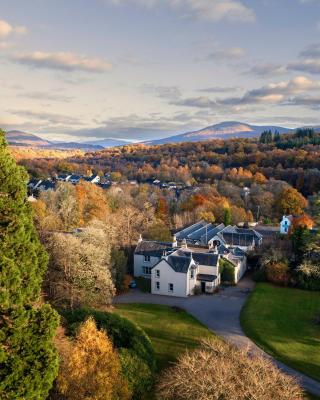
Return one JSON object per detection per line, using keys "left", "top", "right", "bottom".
{"left": 253, "top": 268, "right": 267, "bottom": 282}
{"left": 220, "top": 259, "right": 235, "bottom": 284}
{"left": 294, "top": 262, "right": 320, "bottom": 291}
{"left": 265, "top": 262, "right": 290, "bottom": 286}
{"left": 62, "top": 308, "right": 156, "bottom": 399}
{"left": 157, "top": 339, "right": 303, "bottom": 400}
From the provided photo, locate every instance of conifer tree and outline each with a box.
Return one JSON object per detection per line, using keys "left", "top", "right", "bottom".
{"left": 0, "top": 131, "right": 59, "bottom": 399}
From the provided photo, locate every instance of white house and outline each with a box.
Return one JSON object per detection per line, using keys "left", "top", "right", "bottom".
{"left": 280, "top": 215, "right": 293, "bottom": 234}
{"left": 150, "top": 249, "right": 220, "bottom": 297}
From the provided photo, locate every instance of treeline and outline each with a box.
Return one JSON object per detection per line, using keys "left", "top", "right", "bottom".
{"left": 17, "top": 129, "right": 320, "bottom": 195}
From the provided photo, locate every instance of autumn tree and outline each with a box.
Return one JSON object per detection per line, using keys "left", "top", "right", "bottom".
{"left": 57, "top": 318, "right": 131, "bottom": 400}
{"left": 157, "top": 339, "right": 303, "bottom": 400}
{"left": 144, "top": 219, "right": 172, "bottom": 242}
{"left": 291, "top": 214, "right": 314, "bottom": 231}
{"left": 45, "top": 223, "right": 115, "bottom": 308}
{"left": 277, "top": 187, "right": 308, "bottom": 216}
{"left": 0, "top": 131, "right": 59, "bottom": 398}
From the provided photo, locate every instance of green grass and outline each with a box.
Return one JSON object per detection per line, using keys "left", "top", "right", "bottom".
{"left": 115, "top": 303, "right": 215, "bottom": 371}
{"left": 241, "top": 283, "right": 320, "bottom": 382}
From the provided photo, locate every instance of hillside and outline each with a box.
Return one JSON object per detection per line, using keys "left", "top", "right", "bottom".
{"left": 6, "top": 131, "right": 102, "bottom": 151}
{"left": 146, "top": 122, "right": 293, "bottom": 145}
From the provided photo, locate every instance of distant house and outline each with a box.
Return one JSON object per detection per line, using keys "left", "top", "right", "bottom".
{"left": 280, "top": 215, "right": 293, "bottom": 234}
{"left": 38, "top": 180, "right": 56, "bottom": 192}
{"left": 57, "top": 174, "right": 72, "bottom": 182}
{"left": 83, "top": 174, "right": 100, "bottom": 184}
{"left": 28, "top": 179, "right": 42, "bottom": 191}
{"left": 69, "top": 175, "right": 82, "bottom": 184}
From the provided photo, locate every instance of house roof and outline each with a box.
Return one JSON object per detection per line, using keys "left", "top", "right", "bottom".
{"left": 219, "top": 232, "right": 255, "bottom": 247}
{"left": 197, "top": 274, "right": 218, "bottom": 282}
{"left": 135, "top": 240, "right": 173, "bottom": 257}
{"left": 175, "top": 220, "right": 207, "bottom": 240}
{"left": 174, "top": 249, "right": 219, "bottom": 267}
{"left": 167, "top": 255, "right": 191, "bottom": 273}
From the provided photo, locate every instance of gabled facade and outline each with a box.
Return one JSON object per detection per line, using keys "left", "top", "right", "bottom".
{"left": 280, "top": 215, "right": 293, "bottom": 234}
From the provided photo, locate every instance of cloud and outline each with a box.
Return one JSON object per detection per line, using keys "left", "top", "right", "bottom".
{"left": 205, "top": 46, "right": 246, "bottom": 61}
{"left": 107, "top": 0, "right": 255, "bottom": 23}
{"left": 247, "top": 63, "right": 288, "bottom": 77}
{"left": 172, "top": 76, "right": 320, "bottom": 111}
{"left": 287, "top": 43, "right": 320, "bottom": 74}
{"left": 11, "top": 51, "right": 113, "bottom": 73}
{"left": 0, "top": 19, "right": 27, "bottom": 39}
{"left": 198, "top": 86, "right": 240, "bottom": 93}
{"left": 18, "top": 91, "right": 74, "bottom": 102}
{"left": 140, "top": 84, "right": 182, "bottom": 100}
{"left": 8, "top": 109, "right": 84, "bottom": 126}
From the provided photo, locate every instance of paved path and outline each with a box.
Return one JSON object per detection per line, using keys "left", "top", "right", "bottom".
{"left": 114, "top": 277, "right": 320, "bottom": 396}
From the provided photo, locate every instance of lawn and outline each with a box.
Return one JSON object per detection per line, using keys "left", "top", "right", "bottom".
{"left": 115, "top": 303, "right": 215, "bottom": 370}
{"left": 241, "top": 283, "right": 320, "bottom": 382}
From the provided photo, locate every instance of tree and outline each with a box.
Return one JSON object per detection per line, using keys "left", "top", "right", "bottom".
{"left": 45, "top": 223, "right": 115, "bottom": 308}
{"left": 274, "top": 130, "right": 281, "bottom": 142}
{"left": 0, "top": 131, "right": 59, "bottom": 399}
{"left": 291, "top": 214, "right": 314, "bottom": 231}
{"left": 157, "top": 339, "right": 303, "bottom": 400}
{"left": 156, "top": 197, "right": 169, "bottom": 222}
{"left": 143, "top": 220, "right": 172, "bottom": 242}
{"left": 57, "top": 318, "right": 131, "bottom": 400}
{"left": 223, "top": 208, "right": 232, "bottom": 226}
{"left": 277, "top": 187, "right": 308, "bottom": 216}
{"left": 259, "top": 130, "right": 273, "bottom": 144}
{"left": 111, "top": 248, "right": 128, "bottom": 292}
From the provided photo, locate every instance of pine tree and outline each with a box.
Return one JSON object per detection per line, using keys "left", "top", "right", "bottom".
{"left": 223, "top": 208, "right": 232, "bottom": 226}
{"left": 0, "top": 131, "right": 59, "bottom": 399}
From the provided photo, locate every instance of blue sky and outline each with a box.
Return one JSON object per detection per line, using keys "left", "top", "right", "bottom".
{"left": 1, "top": 0, "right": 320, "bottom": 142}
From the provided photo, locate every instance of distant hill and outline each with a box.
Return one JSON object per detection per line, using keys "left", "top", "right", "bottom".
{"left": 6, "top": 130, "right": 52, "bottom": 147}
{"left": 146, "top": 121, "right": 294, "bottom": 145}
{"left": 84, "top": 138, "right": 131, "bottom": 148}
{"left": 6, "top": 131, "right": 102, "bottom": 151}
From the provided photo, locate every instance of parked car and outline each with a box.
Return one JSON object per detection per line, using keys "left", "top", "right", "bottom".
{"left": 129, "top": 280, "right": 137, "bottom": 289}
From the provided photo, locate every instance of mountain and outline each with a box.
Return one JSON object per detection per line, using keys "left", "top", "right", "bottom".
{"left": 5, "top": 131, "right": 102, "bottom": 151}
{"left": 84, "top": 138, "right": 131, "bottom": 148}
{"left": 146, "top": 121, "right": 294, "bottom": 145}
{"left": 6, "top": 130, "right": 52, "bottom": 147}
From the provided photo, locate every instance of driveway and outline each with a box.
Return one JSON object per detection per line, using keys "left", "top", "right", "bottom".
{"left": 114, "top": 276, "right": 320, "bottom": 396}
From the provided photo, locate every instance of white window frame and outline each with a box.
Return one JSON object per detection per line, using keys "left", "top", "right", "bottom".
{"left": 156, "top": 269, "right": 160, "bottom": 278}
{"left": 142, "top": 266, "right": 152, "bottom": 275}
{"left": 168, "top": 283, "right": 174, "bottom": 292}
{"left": 155, "top": 282, "right": 160, "bottom": 290}
{"left": 190, "top": 269, "right": 194, "bottom": 279}
{"left": 144, "top": 255, "right": 151, "bottom": 263}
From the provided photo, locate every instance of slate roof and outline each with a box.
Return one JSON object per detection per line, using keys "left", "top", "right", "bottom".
{"left": 135, "top": 240, "right": 173, "bottom": 257}
{"left": 220, "top": 232, "right": 255, "bottom": 247}
{"left": 230, "top": 247, "right": 246, "bottom": 257}
{"left": 174, "top": 249, "right": 219, "bottom": 267}
{"left": 175, "top": 221, "right": 207, "bottom": 240}
{"left": 201, "top": 224, "right": 225, "bottom": 243}
{"left": 38, "top": 180, "right": 56, "bottom": 191}
{"left": 167, "top": 255, "right": 191, "bottom": 273}
{"left": 197, "top": 274, "right": 218, "bottom": 282}
{"left": 217, "top": 244, "right": 230, "bottom": 255}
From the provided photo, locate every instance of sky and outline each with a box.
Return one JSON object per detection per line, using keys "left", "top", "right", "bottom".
{"left": 1, "top": 0, "right": 320, "bottom": 143}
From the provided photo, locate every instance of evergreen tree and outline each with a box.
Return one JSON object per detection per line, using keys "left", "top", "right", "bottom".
{"left": 223, "top": 208, "right": 232, "bottom": 226}
{"left": 0, "top": 131, "right": 59, "bottom": 399}
{"left": 274, "top": 130, "right": 281, "bottom": 142}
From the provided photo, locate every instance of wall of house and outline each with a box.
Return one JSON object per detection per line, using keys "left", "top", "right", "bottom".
{"left": 227, "top": 256, "right": 247, "bottom": 283}
{"left": 133, "top": 254, "right": 161, "bottom": 278}
{"left": 198, "top": 264, "right": 219, "bottom": 277}
{"left": 151, "top": 259, "right": 189, "bottom": 297}
{"left": 280, "top": 218, "right": 291, "bottom": 234}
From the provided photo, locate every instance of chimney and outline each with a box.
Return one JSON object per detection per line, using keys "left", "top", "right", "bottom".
{"left": 138, "top": 234, "right": 143, "bottom": 243}
{"left": 172, "top": 234, "right": 177, "bottom": 248}
{"left": 181, "top": 239, "right": 188, "bottom": 249}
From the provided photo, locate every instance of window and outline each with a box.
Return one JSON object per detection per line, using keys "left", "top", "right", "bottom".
{"left": 144, "top": 255, "right": 151, "bottom": 262}
{"left": 155, "top": 282, "right": 160, "bottom": 290}
{"left": 156, "top": 269, "right": 160, "bottom": 278}
{"left": 142, "top": 266, "right": 152, "bottom": 275}
{"left": 168, "top": 283, "right": 174, "bottom": 292}
{"left": 190, "top": 269, "right": 194, "bottom": 279}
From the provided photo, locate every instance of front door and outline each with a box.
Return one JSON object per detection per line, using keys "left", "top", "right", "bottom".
{"left": 201, "top": 281, "right": 206, "bottom": 293}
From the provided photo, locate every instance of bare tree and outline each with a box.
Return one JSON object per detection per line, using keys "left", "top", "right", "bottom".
{"left": 157, "top": 339, "right": 303, "bottom": 400}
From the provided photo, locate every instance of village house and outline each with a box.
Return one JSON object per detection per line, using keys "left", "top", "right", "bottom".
{"left": 280, "top": 215, "right": 293, "bottom": 234}
{"left": 134, "top": 220, "right": 261, "bottom": 297}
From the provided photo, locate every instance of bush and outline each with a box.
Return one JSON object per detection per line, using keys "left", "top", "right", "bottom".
{"left": 253, "top": 268, "right": 267, "bottom": 282}
{"left": 220, "top": 259, "right": 235, "bottom": 284}
{"left": 157, "top": 339, "right": 303, "bottom": 400}
{"left": 265, "top": 262, "right": 290, "bottom": 286}
{"left": 62, "top": 308, "right": 156, "bottom": 399}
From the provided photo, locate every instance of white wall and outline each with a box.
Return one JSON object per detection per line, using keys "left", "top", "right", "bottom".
{"left": 134, "top": 254, "right": 161, "bottom": 277}
{"left": 151, "top": 259, "right": 189, "bottom": 297}
{"left": 280, "top": 217, "right": 291, "bottom": 234}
